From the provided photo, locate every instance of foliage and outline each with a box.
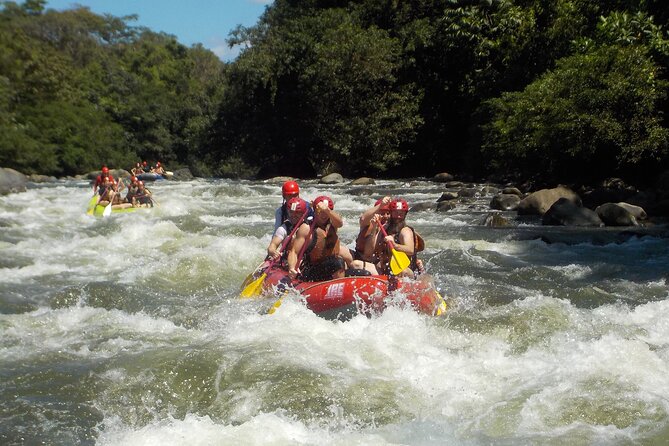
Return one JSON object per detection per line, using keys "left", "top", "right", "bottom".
{"left": 0, "top": 1, "right": 225, "bottom": 176}
{"left": 480, "top": 45, "right": 669, "bottom": 181}
{"left": 0, "top": 0, "right": 668, "bottom": 185}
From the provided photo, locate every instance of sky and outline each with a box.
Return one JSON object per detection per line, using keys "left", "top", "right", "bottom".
{"left": 45, "top": 0, "right": 273, "bottom": 61}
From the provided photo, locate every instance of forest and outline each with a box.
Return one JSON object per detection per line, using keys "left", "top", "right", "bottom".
{"left": 0, "top": 0, "right": 668, "bottom": 186}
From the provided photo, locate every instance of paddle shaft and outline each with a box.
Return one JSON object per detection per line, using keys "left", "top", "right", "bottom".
{"left": 266, "top": 209, "right": 310, "bottom": 271}
{"left": 378, "top": 224, "right": 396, "bottom": 249}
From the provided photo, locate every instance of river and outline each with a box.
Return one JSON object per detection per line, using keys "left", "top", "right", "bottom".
{"left": 1, "top": 178, "right": 668, "bottom": 445}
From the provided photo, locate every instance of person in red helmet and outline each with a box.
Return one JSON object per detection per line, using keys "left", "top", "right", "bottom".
{"left": 125, "top": 176, "right": 140, "bottom": 203}
{"left": 350, "top": 196, "right": 392, "bottom": 274}
{"left": 92, "top": 166, "right": 116, "bottom": 197}
{"left": 267, "top": 197, "right": 309, "bottom": 262}
{"left": 132, "top": 180, "right": 153, "bottom": 207}
{"left": 152, "top": 161, "right": 166, "bottom": 176}
{"left": 274, "top": 180, "right": 312, "bottom": 231}
{"left": 287, "top": 195, "right": 352, "bottom": 281}
{"left": 374, "top": 198, "right": 425, "bottom": 277}
{"left": 141, "top": 161, "right": 151, "bottom": 173}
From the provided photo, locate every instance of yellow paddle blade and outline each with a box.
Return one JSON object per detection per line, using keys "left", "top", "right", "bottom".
{"left": 267, "top": 297, "right": 282, "bottom": 314}
{"left": 434, "top": 291, "right": 447, "bottom": 316}
{"left": 240, "top": 272, "right": 267, "bottom": 298}
{"left": 389, "top": 248, "right": 411, "bottom": 275}
{"left": 86, "top": 196, "right": 98, "bottom": 215}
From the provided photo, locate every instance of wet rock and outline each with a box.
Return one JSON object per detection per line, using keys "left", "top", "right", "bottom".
{"left": 172, "top": 168, "right": 194, "bottom": 181}
{"left": 433, "top": 172, "right": 454, "bottom": 182}
{"left": 481, "top": 186, "right": 499, "bottom": 195}
{"left": 350, "top": 177, "right": 375, "bottom": 185}
{"left": 436, "top": 201, "right": 457, "bottom": 212}
{"left": 266, "top": 176, "right": 294, "bottom": 184}
{"left": 458, "top": 188, "right": 479, "bottom": 198}
{"left": 616, "top": 202, "right": 647, "bottom": 220}
{"left": 518, "top": 186, "right": 581, "bottom": 216}
{"left": 481, "top": 212, "right": 513, "bottom": 227}
{"left": 490, "top": 194, "right": 520, "bottom": 211}
{"left": 502, "top": 187, "right": 523, "bottom": 197}
{"left": 320, "top": 173, "right": 344, "bottom": 184}
{"left": 0, "top": 168, "right": 27, "bottom": 195}
{"left": 595, "top": 203, "right": 639, "bottom": 227}
{"left": 437, "top": 192, "right": 458, "bottom": 202}
{"left": 542, "top": 198, "right": 603, "bottom": 227}
{"left": 27, "top": 174, "right": 57, "bottom": 183}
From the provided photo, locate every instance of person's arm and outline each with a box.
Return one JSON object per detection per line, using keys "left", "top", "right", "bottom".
{"left": 317, "top": 201, "right": 343, "bottom": 228}
{"left": 287, "top": 224, "right": 309, "bottom": 277}
{"left": 390, "top": 227, "right": 415, "bottom": 256}
{"left": 359, "top": 196, "right": 390, "bottom": 228}
{"left": 267, "top": 226, "right": 287, "bottom": 259}
{"left": 267, "top": 235, "right": 283, "bottom": 260}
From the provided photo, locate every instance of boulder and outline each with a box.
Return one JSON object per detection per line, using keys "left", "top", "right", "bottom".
{"left": 616, "top": 202, "right": 647, "bottom": 220}
{"left": 542, "top": 198, "right": 604, "bottom": 227}
{"left": 433, "top": 172, "right": 454, "bottom": 182}
{"left": 595, "top": 203, "right": 639, "bottom": 227}
{"left": 350, "top": 177, "right": 375, "bottom": 185}
{"left": 502, "top": 187, "right": 523, "bottom": 197}
{"left": 320, "top": 173, "right": 344, "bottom": 184}
{"left": 27, "top": 174, "right": 57, "bottom": 183}
{"left": 0, "top": 168, "right": 27, "bottom": 195}
{"left": 481, "top": 212, "right": 513, "bottom": 227}
{"left": 172, "top": 168, "right": 194, "bottom": 181}
{"left": 518, "top": 186, "right": 581, "bottom": 216}
{"left": 437, "top": 191, "right": 458, "bottom": 202}
{"left": 458, "top": 188, "right": 479, "bottom": 198}
{"left": 490, "top": 194, "right": 520, "bottom": 211}
{"left": 266, "top": 176, "right": 294, "bottom": 184}
{"left": 481, "top": 186, "right": 499, "bottom": 195}
{"left": 436, "top": 201, "right": 457, "bottom": 212}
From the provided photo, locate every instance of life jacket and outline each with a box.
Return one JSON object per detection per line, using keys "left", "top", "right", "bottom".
{"left": 374, "top": 224, "right": 424, "bottom": 275}
{"left": 393, "top": 226, "right": 424, "bottom": 272}
{"left": 280, "top": 201, "right": 314, "bottom": 225}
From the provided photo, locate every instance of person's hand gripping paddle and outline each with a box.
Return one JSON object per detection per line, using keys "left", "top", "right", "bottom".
{"left": 378, "top": 224, "right": 411, "bottom": 275}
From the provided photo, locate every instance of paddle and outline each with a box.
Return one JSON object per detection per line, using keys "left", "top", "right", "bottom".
{"left": 267, "top": 217, "right": 316, "bottom": 314}
{"left": 378, "top": 224, "right": 411, "bottom": 275}
{"left": 86, "top": 195, "right": 99, "bottom": 216}
{"left": 240, "top": 209, "right": 309, "bottom": 298}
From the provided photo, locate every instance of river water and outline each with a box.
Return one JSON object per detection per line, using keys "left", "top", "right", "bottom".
{"left": 1, "top": 178, "right": 668, "bottom": 445}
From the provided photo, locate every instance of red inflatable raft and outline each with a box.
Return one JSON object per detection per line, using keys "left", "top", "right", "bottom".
{"left": 260, "top": 266, "right": 446, "bottom": 320}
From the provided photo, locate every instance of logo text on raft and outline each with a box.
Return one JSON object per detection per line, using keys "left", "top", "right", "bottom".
{"left": 324, "top": 283, "right": 345, "bottom": 299}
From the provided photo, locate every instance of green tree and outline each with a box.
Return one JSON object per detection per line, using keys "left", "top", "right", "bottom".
{"left": 480, "top": 44, "right": 669, "bottom": 182}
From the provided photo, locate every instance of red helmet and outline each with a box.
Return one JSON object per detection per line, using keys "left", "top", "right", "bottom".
{"left": 130, "top": 176, "right": 138, "bottom": 183}
{"left": 156, "top": 162, "right": 161, "bottom": 167}
{"left": 313, "top": 195, "right": 334, "bottom": 210}
{"left": 282, "top": 181, "right": 299, "bottom": 197}
{"left": 138, "top": 181, "right": 145, "bottom": 187}
{"left": 142, "top": 161, "right": 147, "bottom": 166}
{"left": 286, "top": 197, "right": 307, "bottom": 214}
{"left": 101, "top": 166, "right": 109, "bottom": 174}
{"left": 390, "top": 198, "right": 409, "bottom": 213}
{"left": 374, "top": 198, "right": 391, "bottom": 211}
